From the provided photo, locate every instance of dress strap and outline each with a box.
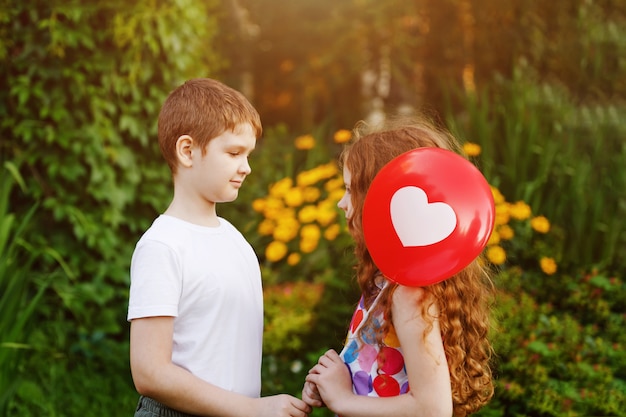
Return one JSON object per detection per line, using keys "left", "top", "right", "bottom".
{"left": 351, "top": 279, "right": 389, "bottom": 336}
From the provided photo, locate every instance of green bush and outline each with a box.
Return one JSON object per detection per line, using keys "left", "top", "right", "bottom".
{"left": 484, "top": 268, "right": 626, "bottom": 417}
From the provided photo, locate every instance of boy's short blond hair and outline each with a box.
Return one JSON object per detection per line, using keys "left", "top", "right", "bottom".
{"left": 158, "top": 78, "right": 262, "bottom": 174}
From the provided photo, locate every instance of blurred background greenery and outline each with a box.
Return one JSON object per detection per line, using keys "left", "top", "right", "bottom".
{"left": 1, "top": 0, "right": 624, "bottom": 416}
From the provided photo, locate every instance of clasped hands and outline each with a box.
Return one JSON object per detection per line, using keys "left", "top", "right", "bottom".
{"left": 301, "top": 349, "right": 353, "bottom": 410}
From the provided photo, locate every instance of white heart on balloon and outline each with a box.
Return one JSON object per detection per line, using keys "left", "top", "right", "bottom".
{"left": 390, "top": 186, "right": 457, "bottom": 247}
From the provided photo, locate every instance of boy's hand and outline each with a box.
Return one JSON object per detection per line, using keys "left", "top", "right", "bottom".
{"left": 302, "top": 380, "right": 324, "bottom": 408}
{"left": 255, "top": 394, "right": 311, "bottom": 417}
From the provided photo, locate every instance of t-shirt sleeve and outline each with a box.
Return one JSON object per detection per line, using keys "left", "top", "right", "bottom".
{"left": 127, "top": 239, "right": 181, "bottom": 321}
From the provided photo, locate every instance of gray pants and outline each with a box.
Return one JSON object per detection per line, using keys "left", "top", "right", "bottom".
{"left": 134, "top": 396, "right": 199, "bottom": 417}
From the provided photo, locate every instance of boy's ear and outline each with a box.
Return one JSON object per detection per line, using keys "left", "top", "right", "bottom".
{"left": 175, "top": 135, "right": 194, "bottom": 168}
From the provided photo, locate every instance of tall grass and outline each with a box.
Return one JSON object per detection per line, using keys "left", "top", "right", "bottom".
{"left": 0, "top": 163, "right": 48, "bottom": 413}
{"left": 446, "top": 67, "right": 626, "bottom": 273}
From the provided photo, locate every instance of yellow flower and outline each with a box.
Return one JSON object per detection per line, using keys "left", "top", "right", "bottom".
{"left": 333, "top": 129, "right": 352, "bottom": 144}
{"left": 300, "top": 224, "right": 321, "bottom": 240}
{"left": 284, "top": 187, "right": 304, "bottom": 207}
{"left": 487, "top": 231, "right": 501, "bottom": 246}
{"left": 486, "top": 245, "right": 507, "bottom": 265}
{"left": 295, "top": 134, "right": 315, "bottom": 150}
{"left": 530, "top": 216, "right": 551, "bottom": 234}
{"left": 463, "top": 142, "right": 481, "bottom": 157}
{"left": 299, "top": 238, "right": 319, "bottom": 254}
{"left": 498, "top": 224, "right": 515, "bottom": 240}
{"left": 252, "top": 198, "right": 266, "bottom": 213}
{"left": 287, "top": 253, "right": 301, "bottom": 266}
{"left": 494, "top": 204, "right": 511, "bottom": 226}
{"left": 316, "top": 200, "right": 337, "bottom": 226}
{"left": 490, "top": 186, "right": 505, "bottom": 205}
{"left": 324, "top": 224, "right": 341, "bottom": 241}
{"left": 302, "top": 187, "right": 321, "bottom": 202}
{"left": 324, "top": 176, "right": 344, "bottom": 192}
{"left": 258, "top": 219, "right": 275, "bottom": 236}
{"left": 262, "top": 197, "right": 286, "bottom": 220}
{"left": 296, "top": 170, "right": 318, "bottom": 187}
{"left": 266, "top": 241, "right": 288, "bottom": 262}
{"left": 273, "top": 218, "right": 299, "bottom": 242}
{"left": 317, "top": 162, "right": 339, "bottom": 179}
{"left": 298, "top": 205, "right": 318, "bottom": 224}
{"left": 328, "top": 189, "right": 345, "bottom": 203}
{"left": 510, "top": 201, "right": 532, "bottom": 220}
{"left": 540, "top": 257, "right": 557, "bottom": 275}
{"left": 269, "top": 178, "right": 293, "bottom": 198}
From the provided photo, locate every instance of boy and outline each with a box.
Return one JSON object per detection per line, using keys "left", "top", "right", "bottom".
{"left": 128, "top": 78, "right": 311, "bottom": 417}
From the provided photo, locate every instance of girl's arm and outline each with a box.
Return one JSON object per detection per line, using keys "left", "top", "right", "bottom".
{"left": 306, "top": 286, "right": 453, "bottom": 417}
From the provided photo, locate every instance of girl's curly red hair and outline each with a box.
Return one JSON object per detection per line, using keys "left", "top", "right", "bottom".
{"left": 342, "top": 116, "right": 495, "bottom": 417}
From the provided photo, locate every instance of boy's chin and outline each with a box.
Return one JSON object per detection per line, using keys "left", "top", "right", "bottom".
{"left": 219, "top": 192, "right": 239, "bottom": 203}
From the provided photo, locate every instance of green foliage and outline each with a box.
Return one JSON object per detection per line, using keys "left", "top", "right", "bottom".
{"left": 485, "top": 268, "right": 626, "bottom": 416}
{"left": 8, "top": 335, "right": 137, "bottom": 416}
{"left": 446, "top": 63, "right": 626, "bottom": 274}
{"left": 0, "top": 0, "right": 623, "bottom": 416}
{"left": 1, "top": 0, "right": 222, "bottom": 332}
{"left": 1, "top": 0, "right": 222, "bottom": 413}
{"left": 263, "top": 282, "right": 325, "bottom": 354}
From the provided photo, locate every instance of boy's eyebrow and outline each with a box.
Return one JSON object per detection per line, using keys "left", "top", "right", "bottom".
{"left": 228, "top": 143, "right": 256, "bottom": 153}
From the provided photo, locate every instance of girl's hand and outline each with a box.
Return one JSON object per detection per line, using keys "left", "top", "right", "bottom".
{"left": 305, "top": 349, "right": 353, "bottom": 412}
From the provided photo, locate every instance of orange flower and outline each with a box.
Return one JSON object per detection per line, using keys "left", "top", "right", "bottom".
{"left": 531, "top": 216, "right": 551, "bottom": 234}
{"left": 462, "top": 142, "right": 481, "bottom": 157}
{"left": 540, "top": 257, "right": 557, "bottom": 275}
{"left": 498, "top": 224, "right": 515, "bottom": 240}
{"left": 323, "top": 224, "right": 341, "bottom": 241}
{"left": 333, "top": 129, "right": 352, "bottom": 144}
{"left": 510, "top": 201, "right": 532, "bottom": 220}
{"left": 265, "top": 241, "right": 288, "bottom": 262}
{"left": 486, "top": 246, "right": 507, "bottom": 265}
{"left": 287, "top": 253, "right": 301, "bottom": 266}
{"left": 295, "top": 134, "right": 315, "bottom": 150}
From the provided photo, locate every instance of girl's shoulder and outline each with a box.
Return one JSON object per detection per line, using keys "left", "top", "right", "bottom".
{"left": 392, "top": 284, "right": 425, "bottom": 303}
{"left": 391, "top": 285, "right": 433, "bottom": 317}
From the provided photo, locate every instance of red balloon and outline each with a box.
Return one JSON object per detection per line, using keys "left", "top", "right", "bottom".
{"left": 362, "top": 148, "right": 495, "bottom": 287}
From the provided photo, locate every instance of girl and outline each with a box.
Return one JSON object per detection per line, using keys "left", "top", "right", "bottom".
{"left": 303, "top": 116, "right": 495, "bottom": 417}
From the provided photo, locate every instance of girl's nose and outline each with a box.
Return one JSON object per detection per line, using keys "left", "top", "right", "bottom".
{"left": 337, "top": 193, "right": 347, "bottom": 211}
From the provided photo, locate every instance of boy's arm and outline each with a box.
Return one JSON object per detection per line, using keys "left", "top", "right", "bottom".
{"left": 130, "top": 316, "right": 311, "bottom": 417}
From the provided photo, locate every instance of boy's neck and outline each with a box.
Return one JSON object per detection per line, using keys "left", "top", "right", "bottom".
{"left": 164, "top": 198, "right": 220, "bottom": 228}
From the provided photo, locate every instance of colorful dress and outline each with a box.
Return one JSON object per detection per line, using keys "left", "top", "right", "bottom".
{"left": 339, "top": 281, "right": 409, "bottom": 397}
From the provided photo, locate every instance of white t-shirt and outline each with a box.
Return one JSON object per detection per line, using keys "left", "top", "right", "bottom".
{"left": 128, "top": 215, "right": 263, "bottom": 398}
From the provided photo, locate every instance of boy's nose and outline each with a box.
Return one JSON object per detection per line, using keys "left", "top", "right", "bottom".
{"left": 240, "top": 159, "right": 252, "bottom": 174}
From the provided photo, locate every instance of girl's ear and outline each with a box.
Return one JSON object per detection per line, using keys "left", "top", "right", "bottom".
{"left": 175, "top": 135, "right": 194, "bottom": 168}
